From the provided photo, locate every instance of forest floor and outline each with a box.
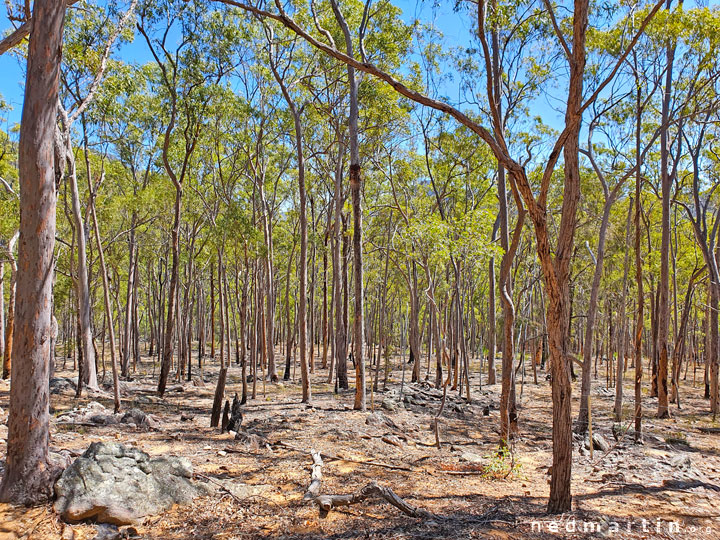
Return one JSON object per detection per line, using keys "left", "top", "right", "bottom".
{"left": 0, "top": 351, "right": 719, "bottom": 539}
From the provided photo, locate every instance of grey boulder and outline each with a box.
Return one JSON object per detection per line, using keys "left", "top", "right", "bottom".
{"left": 55, "top": 442, "right": 205, "bottom": 525}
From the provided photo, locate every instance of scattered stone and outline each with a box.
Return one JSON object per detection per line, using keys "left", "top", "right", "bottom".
{"left": 235, "top": 430, "right": 267, "bottom": 449}
{"left": 88, "top": 414, "right": 119, "bottom": 425}
{"left": 460, "top": 452, "right": 486, "bottom": 464}
{"left": 51, "top": 377, "right": 77, "bottom": 395}
{"left": 55, "top": 442, "right": 205, "bottom": 525}
{"left": 120, "top": 408, "right": 158, "bottom": 430}
{"left": 381, "top": 398, "right": 397, "bottom": 412}
{"left": 670, "top": 455, "right": 693, "bottom": 471}
{"left": 381, "top": 435, "right": 403, "bottom": 448}
{"left": 365, "top": 412, "right": 398, "bottom": 429}
{"left": 49, "top": 449, "right": 76, "bottom": 470}
{"left": 61, "top": 524, "right": 75, "bottom": 540}
{"left": 58, "top": 401, "right": 110, "bottom": 424}
{"left": 92, "top": 524, "right": 121, "bottom": 540}
{"left": 592, "top": 433, "right": 610, "bottom": 452}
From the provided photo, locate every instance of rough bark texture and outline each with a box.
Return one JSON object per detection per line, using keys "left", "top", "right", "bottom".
{"left": 0, "top": 0, "right": 66, "bottom": 504}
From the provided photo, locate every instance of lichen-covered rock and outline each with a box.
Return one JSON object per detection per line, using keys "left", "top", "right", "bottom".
{"left": 120, "top": 408, "right": 158, "bottom": 429}
{"left": 54, "top": 442, "right": 205, "bottom": 525}
{"left": 50, "top": 377, "right": 78, "bottom": 395}
{"left": 58, "top": 401, "right": 110, "bottom": 423}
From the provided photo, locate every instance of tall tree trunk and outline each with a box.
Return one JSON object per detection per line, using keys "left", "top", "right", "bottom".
{"left": 615, "top": 197, "right": 633, "bottom": 421}
{"left": 542, "top": 0, "right": 588, "bottom": 512}
{"left": 0, "top": 0, "right": 66, "bottom": 503}
{"left": 409, "top": 262, "right": 421, "bottom": 382}
{"left": 2, "top": 233, "right": 17, "bottom": 380}
{"left": 657, "top": 0, "right": 679, "bottom": 418}
{"left": 82, "top": 125, "right": 121, "bottom": 414}
{"left": 64, "top": 147, "right": 98, "bottom": 388}
{"left": 0, "top": 261, "right": 4, "bottom": 365}
{"left": 330, "top": 0, "right": 365, "bottom": 410}
{"left": 577, "top": 191, "right": 617, "bottom": 432}
{"left": 633, "top": 70, "right": 644, "bottom": 441}
{"left": 158, "top": 184, "right": 181, "bottom": 396}
{"left": 121, "top": 213, "right": 137, "bottom": 377}
{"left": 286, "top": 75, "right": 311, "bottom": 401}
{"left": 211, "top": 253, "right": 227, "bottom": 427}
{"left": 333, "top": 153, "right": 348, "bottom": 389}
{"left": 487, "top": 218, "right": 499, "bottom": 385}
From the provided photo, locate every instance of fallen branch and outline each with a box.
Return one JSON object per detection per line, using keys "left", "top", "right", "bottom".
{"left": 303, "top": 449, "right": 434, "bottom": 519}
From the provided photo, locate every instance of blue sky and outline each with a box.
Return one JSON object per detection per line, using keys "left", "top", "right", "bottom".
{"left": 1, "top": 1, "right": 471, "bottom": 129}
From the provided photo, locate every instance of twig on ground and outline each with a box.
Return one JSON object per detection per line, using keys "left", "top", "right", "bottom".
{"left": 303, "top": 449, "right": 435, "bottom": 519}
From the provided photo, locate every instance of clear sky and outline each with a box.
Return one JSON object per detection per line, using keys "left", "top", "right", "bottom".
{"left": 0, "top": 1, "right": 469, "bottom": 130}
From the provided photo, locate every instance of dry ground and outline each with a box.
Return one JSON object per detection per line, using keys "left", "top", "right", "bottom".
{"left": 0, "top": 349, "right": 719, "bottom": 539}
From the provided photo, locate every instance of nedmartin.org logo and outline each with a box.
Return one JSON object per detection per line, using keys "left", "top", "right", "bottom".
{"left": 530, "top": 517, "right": 712, "bottom": 536}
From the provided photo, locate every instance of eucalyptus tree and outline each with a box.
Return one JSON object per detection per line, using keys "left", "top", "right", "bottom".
{"left": 229, "top": 30, "right": 294, "bottom": 383}
{"left": 301, "top": 61, "right": 350, "bottom": 389}
{"left": 57, "top": 0, "right": 138, "bottom": 398}
{"left": 138, "top": 0, "right": 236, "bottom": 396}
{"left": 263, "top": 22, "right": 312, "bottom": 402}
{"left": 465, "top": 0, "right": 548, "bottom": 438}
{"left": 0, "top": 136, "right": 18, "bottom": 380}
{"left": 0, "top": 99, "right": 12, "bottom": 367}
{"left": 224, "top": 0, "right": 666, "bottom": 513}
{"left": 93, "top": 63, "right": 163, "bottom": 377}
{"left": 675, "top": 110, "right": 720, "bottom": 414}
{"left": 0, "top": 0, "right": 66, "bottom": 505}
{"left": 655, "top": 0, "right": 685, "bottom": 418}
{"left": 669, "top": 7, "right": 720, "bottom": 414}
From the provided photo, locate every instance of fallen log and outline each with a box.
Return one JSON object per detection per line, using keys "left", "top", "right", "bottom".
{"left": 303, "top": 449, "right": 434, "bottom": 519}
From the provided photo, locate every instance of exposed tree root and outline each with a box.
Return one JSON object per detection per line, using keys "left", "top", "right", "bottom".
{"left": 303, "top": 450, "right": 435, "bottom": 519}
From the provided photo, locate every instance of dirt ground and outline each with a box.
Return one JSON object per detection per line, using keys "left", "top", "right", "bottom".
{"left": 0, "top": 349, "right": 719, "bottom": 540}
